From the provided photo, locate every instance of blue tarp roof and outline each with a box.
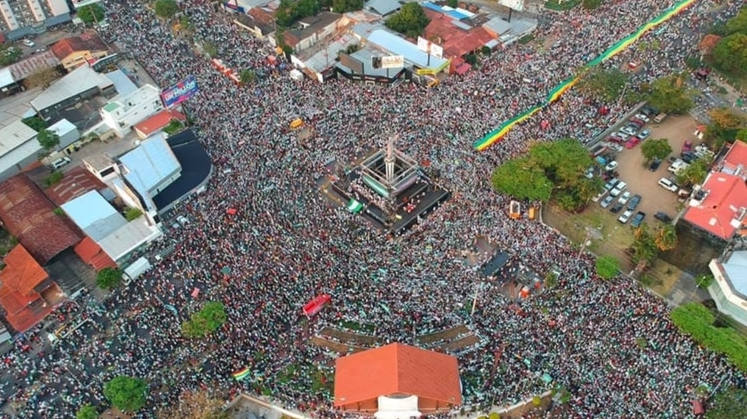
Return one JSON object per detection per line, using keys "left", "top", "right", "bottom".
{"left": 367, "top": 30, "right": 448, "bottom": 70}
{"left": 422, "top": 1, "right": 470, "bottom": 19}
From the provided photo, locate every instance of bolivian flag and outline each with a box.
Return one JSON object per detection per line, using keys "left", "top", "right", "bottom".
{"left": 232, "top": 367, "right": 251, "bottom": 381}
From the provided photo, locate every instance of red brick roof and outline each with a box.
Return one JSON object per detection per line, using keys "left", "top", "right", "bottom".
{"left": 133, "top": 109, "right": 187, "bottom": 137}
{"left": 334, "top": 343, "right": 461, "bottom": 411}
{"left": 50, "top": 32, "right": 107, "bottom": 61}
{"left": 45, "top": 166, "right": 109, "bottom": 206}
{"left": 0, "top": 175, "right": 81, "bottom": 265}
{"left": 721, "top": 141, "right": 747, "bottom": 176}
{"left": 74, "top": 237, "right": 116, "bottom": 271}
{"left": 424, "top": 9, "right": 495, "bottom": 59}
{"left": 683, "top": 173, "right": 747, "bottom": 239}
{"left": 0, "top": 245, "right": 57, "bottom": 332}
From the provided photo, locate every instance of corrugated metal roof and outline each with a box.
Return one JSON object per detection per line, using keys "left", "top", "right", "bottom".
{"left": 483, "top": 17, "right": 511, "bottom": 35}
{"left": 98, "top": 219, "right": 162, "bottom": 262}
{"left": 30, "top": 65, "right": 113, "bottom": 112}
{"left": 0, "top": 120, "right": 38, "bottom": 156}
{"left": 367, "top": 30, "right": 448, "bottom": 70}
{"left": 0, "top": 67, "right": 14, "bottom": 89}
{"left": 119, "top": 133, "right": 181, "bottom": 198}
{"left": 105, "top": 69, "right": 138, "bottom": 97}
{"left": 61, "top": 190, "right": 128, "bottom": 241}
{"left": 365, "top": 0, "right": 400, "bottom": 16}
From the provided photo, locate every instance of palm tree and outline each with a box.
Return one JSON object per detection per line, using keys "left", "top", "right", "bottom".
{"left": 632, "top": 225, "right": 659, "bottom": 265}
{"left": 655, "top": 224, "right": 678, "bottom": 251}
{"left": 676, "top": 159, "right": 708, "bottom": 187}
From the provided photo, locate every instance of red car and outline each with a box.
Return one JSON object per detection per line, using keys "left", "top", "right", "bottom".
{"left": 625, "top": 137, "right": 641, "bottom": 149}
{"left": 682, "top": 140, "right": 693, "bottom": 153}
{"left": 629, "top": 118, "right": 646, "bottom": 127}
{"left": 609, "top": 135, "right": 625, "bottom": 144}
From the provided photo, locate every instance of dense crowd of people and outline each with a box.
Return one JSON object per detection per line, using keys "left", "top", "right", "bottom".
{"left": 0, "top": 0, "right": 744, "bottom": 417}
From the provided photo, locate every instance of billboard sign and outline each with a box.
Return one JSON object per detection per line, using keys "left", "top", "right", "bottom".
{"left": 71, "top": 0, "right": 103, "bottom": 9}
{"left": 339, "top": 53, "right": 364, "bottom": 74}
{"left": 417, "top": 37, "right": 444, "bottom": 59}
{"left": 497, "top": 0, "right": 524, "bottom": 11}
{"left": 161, "top": 75, "right": 199, "bottom": 108}
{"left": 372, "top": 55, "right": 404, "bottom": 69}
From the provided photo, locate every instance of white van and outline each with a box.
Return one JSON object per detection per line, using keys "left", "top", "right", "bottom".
{"left": 122, "top": 257, "right": 152, "bottom": 285}
{"left": 50, "top": 157, "right": 71, "bottom": 169}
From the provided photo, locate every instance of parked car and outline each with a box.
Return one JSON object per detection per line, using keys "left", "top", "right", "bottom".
{"left": 649, "top": 158, "right": 662, "bottom": 171}
{"left": 629, "top": 118, "right": 646, "bottom": 128}
{"left": 22, "top": 39, "right": 35, "bottom": 47}
{"left": 610, "top": 181, "right": 628, "bottom": 197}
{"left": 681, "top": 151, "right": 697, "bottom": 163}
{"left": 635, "top": 113, "right": 650, "bottom": 123}
{"left": 631, "top": 212, "right": 646, "bottom": 227}
{"left": 625, "top": 137, "right": 641, "bottom": 149}
{"left": 604, "top": 178, "right": 619, "bottom": 191}
{"left": 682, "top": 140, "right": 693, "bottom": 153}
{"left": 654, "top": 212, "right": 673, "bottom": 223}
{"left": 641, "top": 106, "right": 657, "bottom": 116}
{"left": 636, "top": 129, "right": 651, "bottom": 140}
{"left": 658, "top": 177, "right": 679, "bottom": 192}
{"left": 610, "top": 202, "right": 624, "bottom": 213}
{"left": 627, "top": 194, "right": 642, "bottom": 211}
{"left": 605, "top": 161, "right": 619, "bottom": 172}
{"left": 592, "top": 190, "right": 607, "bottom": 203}
{"left": 600, "top": 195, "right": 615, "bottom": 208}
{"left": 668, "top": 159, "right": 689, "bottom": 174}
{"left": 603, "top": 141, "right": 624, "bottom": 152}
{"left": 617, "top": 191, "right": 632, "bottom": 205}
{"left": 609, "top": 134, "right": 626, "bottom": 143}
{"left": 618, "top": 210, "right": 634, "bottom": 224}
{"left": 621, "top": 125, "right": 638, "bottom": 136}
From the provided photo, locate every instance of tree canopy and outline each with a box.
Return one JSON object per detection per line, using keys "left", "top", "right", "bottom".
{"left": 103, "top": 376, "right": 148, "bottom": 412}
{"left": 640, "top": 138, "right": 672, "bottom": 163}
{"left": 676, "top": 158, "right": 709, "bottom": 187}
{"left": 181, "top": 301, "right": 228, "bottom": 338}
{"left": 631, "top": 224, "right": 659, "bottom": 265}
{"left": 712, "top": 33, "right": 747, "bottom": 74}
{"left": 332, "top": 0, "right": 363, "bottom": 13}
{"left": 595, "top": 255, "right": 619, "bottom": 279}
{"left": 36, "top": 129, "right": 60, "bottom": 150}
{"left": 275, "top": 0, "right": 321, "bottom": 27}
{"left": 645, "top": 75, "right": 693, "bottom": 115}
{"left": 385, "top": 3, "right": 430, "bottom": 38}
{"left": 22, "top": 116, "right": 47, "bottom": 132}
{"left": 706, "top": 387, "right": 747, "bottom": 419}
{"left": 154, "top": 0, "right": 180, "bottom": 19}
{"left": 76, "top": 4, "right": 105, "bottom": 24}
{"left": 704, "top": 107, "right": 747, "bottom": 148}
{"left": 576, "top": 67, "right": 628, "bottom": 103}
{"left": 0, "top": 45, "right": 22, "bottom": 66}
{"left": 96, "top": 267, "right": 122, "bottom": 290}
{"left": 491, "top": 139, "right": 603, "bottom": 211}
{"left": 582, "top": 0, "right": 602, "bottom": 9}
{"left": 724, "top": 7, "right": 747, "bottom": 36}
{"left": 654, "top": 224, "right": 678, "bottom": 251}
{"left": 76, "top": 404, "right": 98, "bottom": 419}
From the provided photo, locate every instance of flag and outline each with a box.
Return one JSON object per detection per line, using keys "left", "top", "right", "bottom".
{"left": 233, "top": 367, "right": 250, "bottom": 381}
{"left": 346, "top": 199, "right": 364, "bottom": 213}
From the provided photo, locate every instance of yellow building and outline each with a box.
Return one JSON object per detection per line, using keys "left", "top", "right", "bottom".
{"left": 50, "top": 32, "right": 109, "bottom": 71}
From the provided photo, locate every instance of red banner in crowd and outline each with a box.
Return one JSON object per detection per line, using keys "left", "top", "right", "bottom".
{"left": 303, "top": 294, "right": 331, "bottom": 318}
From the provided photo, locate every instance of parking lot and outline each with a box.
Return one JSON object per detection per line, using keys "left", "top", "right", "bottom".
{"left": 598, "top": 114, "right": 701, "bottom": 227}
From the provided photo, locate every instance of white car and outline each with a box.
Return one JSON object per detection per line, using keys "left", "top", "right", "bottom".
{"left": 22, "top": 39, "right": 35, "bottom": 47}
{"left": 658, "top": 177, "right": 679, "bottom": 192}
{"left": 634, "top": 113, "right": 650, "bottom": 123}
{"left": 603, "top": 142, "right": 624, "bottom": 152}
{"left": 618, "top": 210, "right": 634, "bottom": 224}
{"left": 668, "top": 159, "right": 689, "bottom": 174}
{"left": 600, "top": 195, "right": 615, "bottom": 208}
{"left": 592, "top": 190, "right": 607, "bottom": 203}
{"left": 617, "top": 191, "right": 632, "bottom": 205}
{"left": 620, "top": 126, "right": 638, "bottom": 136}
{"left": 605, "top": 161, "right": 619, "bottom": 172}
{"left": 610, "top": 181, "right": 628, "bottom": 197}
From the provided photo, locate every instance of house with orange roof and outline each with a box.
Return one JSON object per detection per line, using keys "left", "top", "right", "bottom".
{"left": 50, "top": 32, "right": 109, "bottom": 71}
{"left": 133, "top": 109, "right": 187, "bottom": 140}
{"left": 0, "top": 245, "right": 64, "bottom": 333}
{"left": 334, "top": 343, "right": 461, "bottom": 417}
{"left": 682, "top": 172, "right": 747, "bottom": 241}
{"left": 422, "top": 8, "right": 497, "bottom": 74}
{"left": 717, "top": 140, "right": 747, "bottom": 180}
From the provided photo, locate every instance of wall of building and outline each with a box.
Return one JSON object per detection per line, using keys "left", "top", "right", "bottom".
{"left": 708, "top": 281, "right": 747, "bottom": 327}
{"left": 45, "top": 0, "right": 67, "bottom": 16}
{"left": 100, "top": 88, "right": 163, "bottom": 138}
{"left": 60, "top": 50, "right": 108, "bottom": 70}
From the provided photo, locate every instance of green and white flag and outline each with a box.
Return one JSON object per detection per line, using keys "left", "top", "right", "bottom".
{"left": 347, "top": 199, "right": 364, "bottom": 213}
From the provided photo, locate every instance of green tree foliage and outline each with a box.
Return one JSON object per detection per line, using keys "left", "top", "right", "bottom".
{"left": 581, "top": 0, "right": 602, "bottom": 9}
{"left": 181, "top": 301, "right": 227, "bottom": 338}
{"left": 646, "top": 75, "right": 694, "bottom": 115}
{"left": 676, "top": 158, "right": 709, "bottom": 187}
{"left": 670, "top": 303, "right": 747, "bottom": 372}
{"left": 695, "top": 273, "right": 714, "bottom": 289}
{"left": 239, "top": 69, "right": 256, "bottom": 84}
{"left": 385, "top": 3, "right": 430, "bottom": 38}
{"left": 125, "top": 207, "right": 143, "bottom": 221}
{"left": 96, "top": 267, "right": 122, "bottom": 290}
{"left": 724, "top": 7, "right": 747, "bottom": 36}
{"left": 76, "top": 4, "right": 105, "bottom": 24}
{"left": 640, "top": 138, "right": 673, "bottom": 163}
{"left": 712, "top": 33, "right": 747, "bottom": 74}
{"left": 704, "top": 107, "right": 746, "bottom": 148}
{"left": 631, "top": 224, "right": 659, "bottom": 265}
{"left": 492, "top": 158, "right": 554, "bottom": 202}
{"left": 276, "top": 0, "right": 321, "bottom": 27}
{"left": 447, "top": 0, "right": 458, "bottom": 7}
{"left": 707, "top": 387, "right": 747, "bottom": 419}
{"left": 154, "top": 0, "right": 180, "bottom": 19}
{"left": 45, "top": 171, "right": 63, "bottom": 187}
{"left": 654, "top": 223, "right": 678, "bottom": 251}
{"left": 332, "top": 0, "right": 362, "bottom": 13}
{"left": 76, "top": 404, "right": 98, "bottom": 419}
{"left": 36, "top": 129, "right": 60, "bottom": 150}
{"left": 103, "top": 376, "right": 148, "bottom": 412}
{"left": 21, "top": 116, "right": 47, "bottom": 132}
{"left": 0, "top": 45, "right": 22, "bottom": 66}
{"left": 163, "top": 119, "right": 185, "bottom": 135}
{"left": 595, "top": 255, "right": 619, "bottom": 279}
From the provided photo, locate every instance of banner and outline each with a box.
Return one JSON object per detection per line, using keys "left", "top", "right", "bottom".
{"left": 347, "top": 199, "right": 364, "bottom": 213}
{"left": 473, "top": 0, "right": 698, "bottom": 151}
{"left": 161, "top": 75, "right": 199, "bottom": 108}
{"left": 303, "top": 294, "right": 331, "bottom": 318}
{"left": 417, "top": 37, "right": 444, "bottom": 59}
{"left": 232, "top": 367, "right": 250, "bottom": 381}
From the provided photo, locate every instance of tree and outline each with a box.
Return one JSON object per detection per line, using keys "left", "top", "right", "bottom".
{"left": 712, "top": 33, "right": 747, "bottom": 74}
{"left": 707, "top": 388, "right": 747, "bottom": 419}
{"left": 704, "top": 107, "right": 747, "bottom": 148}
{"left": 646, "top": 75, "right": 694, "bottom": 115}
{"left": 0, "top": 45, "right": 22, "bottom": 66}
{"left": 104, "top": 376, "right": 148, "bottom": 412}
{"left": 240, "top": 69, "right": 256, "bottom": 85}
{"left": 158, "top": 390, "right": 230, "bottom": 419}
{"left": 724, "top": 7, "right": 747, "bottom": 36}
{"left": 447, "top": 0, "right": 458, "bottom": 7}
{"left": 96, "top": 267, "right": 123, "bottom": 290}
{"left": 36, "top": 129, "right": 60, "bottom": 151}
{"left": 640, "top": 138, "right": 672, "bottom": 163}
{"left": 332, "top": 0, "right": 362, "bottom": 13}
{"left": 698, "top": 34, "right": 721, "bottom": 57}
{"left": 125, "top": 207, "right": 143, "bottom": 221}
{"left": 595, "top": 255, "right": 619, "bottom": 279}
{"left": 676, "top": 158, "right": 708, "bottom": 187}
{"left": 154, "top": 0, "right": 180, "bottom": 19}
{"left": 76, "top": 404, "right": 98, "bottom": 419}
{"left": 577, "top": 68, "right": 629, "bottom": 103}
{"left": 385, "top": 3, "right": 430, "bottom": 38}
{"left": 491, "top": 158, "right": 553, "bottom": 202}
{"left": 21, "top": 116, "right": 47, "bottom": 132}
{"left": 654, "top": 224, "right": 678, "bottom": 251}
{"left": 582, "top": 0, "right": 602, "bottom": 10}
{"left": 631, "top": 225, "right": 659, "bottom": 265}
{"left": 77, "top": 4, "right": 105, "bottom": 24}
{"left": 181, "top": 301, "right": 227, "bottom": 338}
{"left": 25, "top": 67, "right": 59, "bottom": 90}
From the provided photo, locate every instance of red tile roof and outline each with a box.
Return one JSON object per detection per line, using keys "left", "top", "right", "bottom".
{"left": 0, "top": 175, "right": 81, "bottom": 265}
{"left": 683, "top": 173, "right": 747, "bottom": 239}
{"left": 334, "top": 343, "right": 461, "bottom": 411}
{"left": 721, "top": 141, "right": 747, "bottom": 176}
{"left": 50, "top": 32, "right": 108, "bottom": 61}
{"left": 133, "top": 109, "right": 187, "bottom": 137}
{"left": 0, "top": 245, "right": 57, "bottom": 332}
{"left": 74, "top": 237, "right": 116, "bottom": 270}
{"left": 45, "top": 166, "right": 109, "bottom": 206}
{"left": 423, "top": 9, "right": 495, "bottom": 59}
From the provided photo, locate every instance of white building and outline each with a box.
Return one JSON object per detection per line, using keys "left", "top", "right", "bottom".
{"left": 61, "top": 190, "right": 162, "bottom": 264}
{"left": 100, "top": 84, "right": 163, "bottom": 138}
{"left": 0, "top": 119, "right": 38, "bottom": 182}
{"left": 709, "top": 250, "right": 747, "bottom": 327}
{"left": 0, "top": 0, "right": 71, "bottom": 39}
{"left": 48, "top": 118, "right": 80, "bottom": 152}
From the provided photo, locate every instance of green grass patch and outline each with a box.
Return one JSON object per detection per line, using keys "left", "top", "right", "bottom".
{"left": 338, "top": 319, "right": 375, "bottom": 334}
{"left": 545, "top": 0, "right": 581, "bottom": 11}
{"left": 518, "top": 34, "right": 535, "bottom": 44}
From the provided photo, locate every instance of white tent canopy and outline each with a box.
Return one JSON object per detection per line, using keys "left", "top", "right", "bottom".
{"left": 374, "top": 395, "right": 420, "bottom": 419}
{"left": 290, "top": 69, "right": 304, "bottom": 81}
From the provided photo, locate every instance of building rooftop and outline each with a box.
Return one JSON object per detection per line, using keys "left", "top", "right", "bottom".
{"left": 424, "top": 9, "right": 495, "bottom": 58}
{"left": 30, "top": 65, "right": 113, "bottom": 112}
{"left": 720, "top": 141, "right": 747, "bottom": 178}
{"left": 152, "top": 129, "right": 213, "bottom": 212}
{"left": 0, "top": 245, "right": 58, "bottom": 332}
{"left": 367, "top": 29, "right": 449, "bottom": 70}
{"left": 334, "top": 343, "right": 461, "bottom": 410}
{"left": 98, "top": 218, "right": 161, "bottom": 262}
{"left": 0, "top": 175, "right": 81, "bottom": 264}
{"left": 0, "top": 120, "right": 38, "bottom": 157}
{"left": 364, "top": 0, "right": 400, "bottom": 16}
{"left": 104, "top": 84, "right": 160, "bottom": 115}
{"left": 8, "top": 50, "right": 60, "bottom": 81}
{"left": 133, "top": 109, "right": 187, "bottom": 138}
{"left": 50, "top": 32, "right": 108, "bottom": 61}
{"left": 683, "top": 172, "right": 747, "bottom": 240}
{"left": 119, "top": 133, "right": 181, "bottom": 198}
{"left": 74, "top": 237, "right": 117, "bottom": 271}
{"left": 61, "top": 190, "right": 128, "bottom": 242}
{"left": 483, "top": 16, "right": 512, "bottom": 35}
{"left": 720, "top": 250, "right": 747, "bottom": 298}
{"left": 0, "top": 67, "right": 14, "bottom": 89}
{"left": 45, "top": 166, "right": 109, "bottom": 206}
{"left": 285, "top": 12, "right": 342, "bottom": 47}
{"left": 105, "top": 69, "right": 139, "bottom": 97}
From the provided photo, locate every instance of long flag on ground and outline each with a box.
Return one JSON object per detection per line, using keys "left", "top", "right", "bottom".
{"left": 233, "top": 367, "right": 251, "bottom": 381}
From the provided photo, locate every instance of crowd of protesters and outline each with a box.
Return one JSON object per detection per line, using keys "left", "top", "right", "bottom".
{"left": 0, "top": 0, "right": 744, "bottom": 417}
